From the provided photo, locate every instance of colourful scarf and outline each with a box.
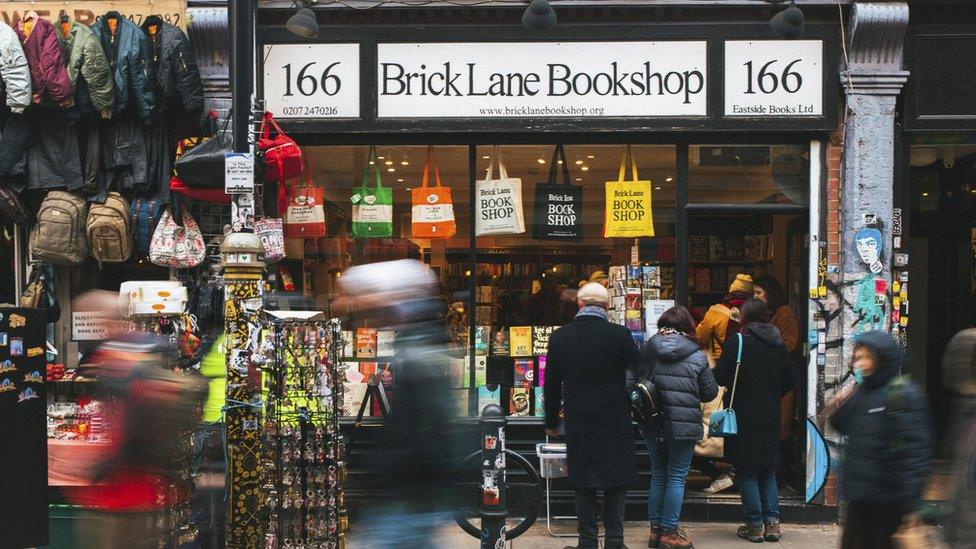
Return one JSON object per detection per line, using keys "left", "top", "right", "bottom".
{"left": 575, "top": 305, "right": 608, "bottom": 321}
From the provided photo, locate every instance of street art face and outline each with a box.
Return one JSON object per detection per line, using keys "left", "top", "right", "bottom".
{"left": 854, "top": 227, "right": 883, "bottom": 274}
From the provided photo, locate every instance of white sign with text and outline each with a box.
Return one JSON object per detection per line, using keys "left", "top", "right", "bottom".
{"left": 724, "top": 40, "right": 823, "bottom": 117}
{"left": 377, "top": 42, "right": 708, "bottom": 118}
{"left": 224, "top": 153, "right": 254, "bottom": 194}
{"left": 263, "top": 44, "right": 360, "bottom": 118}
{"left": 72, "top": 312, "right": 109, "bottom": 341}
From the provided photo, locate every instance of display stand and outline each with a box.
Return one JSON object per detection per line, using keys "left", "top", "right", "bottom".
{"left": 261, "top": 317, "right": 347, "bottom": 549}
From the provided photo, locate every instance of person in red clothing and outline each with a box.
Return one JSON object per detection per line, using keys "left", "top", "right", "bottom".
{"left": 66, "top": 291, "right": 203, "bottom": 549}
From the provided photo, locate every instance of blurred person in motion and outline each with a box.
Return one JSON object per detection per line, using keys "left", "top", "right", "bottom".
{"left": 713, "top": 298, "right": 796, "bottom": 543}
{"left": 636, "top": 305, "right": 718, "bottom": 549}
{"left": 67, "top": 291, "right": 205, "bottom": 549}
{"left": 336, "top": 259, "right": 461, "bottom": 548}
{"left": 942, "top": 328, "right": 976, "bottom": 548}
{"left": 545, "top": 282, "right": 639, "bottom": 549}
{"left": 828, "top": 330, "right": 933, "bottom": 549}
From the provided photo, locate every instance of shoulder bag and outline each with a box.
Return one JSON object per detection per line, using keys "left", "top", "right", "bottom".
{"left": 149, "top": 200, "right": 207, "bottom": 268}
{"left": 258, "top": 112, "right": 303, "bottom": 182}
{"left": 173, "top": 114, "right": 232, "bottom": 188}
{"left": 708, "top": 333, "right": 742, "bottom": 438}
{"left": 283, "top": 156, "right": 326, "bottom": 239}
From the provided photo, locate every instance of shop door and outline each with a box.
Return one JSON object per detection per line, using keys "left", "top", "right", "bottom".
{"left": 908, "top": 149, "right": 976, "bottom": 454}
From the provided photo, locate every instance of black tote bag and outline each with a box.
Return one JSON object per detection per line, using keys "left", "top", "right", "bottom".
{"left": 173, "top": 114, "right": 232, "bottom": 188}
{"left": 532, "top": 144, "right": 583, "bottom": 241}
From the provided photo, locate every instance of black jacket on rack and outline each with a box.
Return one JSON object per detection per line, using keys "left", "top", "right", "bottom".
{"left": 141, "top": 16, "right": 203, "bottom": 137}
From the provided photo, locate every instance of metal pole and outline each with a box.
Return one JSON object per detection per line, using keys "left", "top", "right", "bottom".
{"left": 479, "top": 404, "right": 507, "bottom": 549}
{"left": 230, "top": 0, "right": 254, "bottom": 154}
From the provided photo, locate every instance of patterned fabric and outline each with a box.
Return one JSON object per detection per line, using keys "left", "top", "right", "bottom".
{"left": 575, "top": 305, "right": 608, "bottom": 321}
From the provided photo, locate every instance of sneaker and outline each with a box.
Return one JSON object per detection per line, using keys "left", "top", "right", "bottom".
{"left": 660, "top": 528, "right": 694, "bottom": 549}
{"left": 737, "top": 524, "right": 765, "bottom": 543}
{"left": 649, "top": 526, "right": 662, "bottom": 548}
{"left": 763, "top": 521, "right": 781, "bottom": 542}
{"left": 703, "top": 473, "right": 734, "bottom": 494}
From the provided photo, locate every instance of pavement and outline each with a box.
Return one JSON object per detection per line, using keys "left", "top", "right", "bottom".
{"left": 350, "top": 521, "right": 841, "bottom": 548}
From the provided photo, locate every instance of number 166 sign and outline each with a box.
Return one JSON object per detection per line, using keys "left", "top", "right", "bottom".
{"left": 724, "top": 40, "right": 823, "bottom": 117}
{"left": 263, "top": 44, "right": 360, "bottom": 118}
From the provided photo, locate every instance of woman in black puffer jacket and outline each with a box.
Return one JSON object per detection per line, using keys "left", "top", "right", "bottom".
{"left": 638, "top": 306, "right": 718, "bottom": 549}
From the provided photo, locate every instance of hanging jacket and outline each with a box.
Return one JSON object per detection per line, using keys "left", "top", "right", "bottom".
{"left": 0, "top": 23, "right": 31, "bottom": 113}
{"left": 830, "top": 330, "right": 934, "bottom": 513}
{"left": 140, "top": 17, "right": 202, "bottom": 121}
{"left": 56, "top": 19, "right": 114, "bottom": 117}
{"left": 637, "top": 331, "right": 718, "bottom": 441}
{"left": 15, "top": 13, "right": 72, "bottom": 108}
{"left": 91, "top": 13, "right": 155, "bottom": 123}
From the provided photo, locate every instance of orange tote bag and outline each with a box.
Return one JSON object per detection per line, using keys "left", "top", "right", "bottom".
{"left": 411, "top": 146, "right": 457, "bottom": 238}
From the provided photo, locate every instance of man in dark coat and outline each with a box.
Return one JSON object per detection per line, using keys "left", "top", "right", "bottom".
{"left": 829, "top": 330, "right": 933, "bottom": 549}
{"left": 714, "top": 298, "right": 795, "bottom": 542}
{"left": 545, "top": 282, "right": 639, "bottom": 549}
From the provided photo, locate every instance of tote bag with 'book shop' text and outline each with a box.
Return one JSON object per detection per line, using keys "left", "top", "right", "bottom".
{"left": 533, "top": 144, "right": 583, "bottom": 241}
{"left": 604, "top": 144, "right": 655, "bottom": 238}
{"left": 476, "top": 145, "right": 525, "bottom": 236}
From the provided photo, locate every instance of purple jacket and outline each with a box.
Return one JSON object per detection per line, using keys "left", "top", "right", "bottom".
{"left": 16, "top": 13, "right": 72, "bottom": 107}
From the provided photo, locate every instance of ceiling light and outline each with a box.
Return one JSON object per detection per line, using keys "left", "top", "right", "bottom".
{"left": 397, "top": 178, "right": 404, "bottom": 182}
{"left": 400, "top": 161, "right": 409, "bottom": 166}
{"left": 377, "top": 156, "right": 385, "bottom": 160}
{"left": 387, "top": 168, "right": 395, "bottom": 172}
{"left": 922, "top": 192, "right": 929, "bottom": 197}
{"left": 575, "top": 178, "right": 582, "bottom": 181}
{"left": 770, "top": 0, "right": 804, "bottom": 40}
{"left": 666, "top": 177, "right": 673, "bottom": 182}
{"left": 522, "top": 0, "right": 556, "bottom": 30}
{"left": 385, "top": 160, "right": 394, "bottom": 166}
{"left": 286, "top": 5, "right": 318, "bottom": 39}
{"left": 581, "top": 166, "right": 589, "bottom": 172}
{"left": 587, "top": 155, "right": 595, "bottom": 159}
{"left": 557, "top": 160, "right": 563, "bottom": 164}
{"left": 369, "top": 161, "right": 375, "bottom": 165}
{"left": 654, "top": 186, "right": 662, "bottom": 190}
{"left": 537, "top": 158, "right": 546, "bottom": 164}
{"left": 575, "top": 160, "right": 584, "bottom": 165}
{"left": 482, "top": 155, "right": 490, "bottom": 159}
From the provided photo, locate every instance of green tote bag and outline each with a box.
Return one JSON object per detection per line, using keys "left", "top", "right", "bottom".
{"left": 351, "top": 146, "right": 394, "bottom": 238}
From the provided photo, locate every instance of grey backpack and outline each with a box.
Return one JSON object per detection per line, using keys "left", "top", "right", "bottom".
{"left": 87, "top": 192, "right": 133, "bottom": 264}
{"left": 29, "top": 190, "right": 89, "bottom": 265}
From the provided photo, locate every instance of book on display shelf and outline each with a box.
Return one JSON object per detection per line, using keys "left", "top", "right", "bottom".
{"left": 478, "top": 385, "right": 500, "bottom": 413}
{"left": 342, "top": 331, "right": 354, "bottom": 358}
{"left": 534, "top": 389, "right": 545, "bottom": 417}
{"left": 355, "top": 328, "right": 378, "bottom": 358}
{"left": 726, "top": 236, "right": 745, "bottom": 262}
{"left": 537, "top": 355, "right": 547, "bottom": 387}
{"left": 474, "top": 355, "right": 487, "bottom": 386}
{"left": 532, "top": 326, "right": 555, "bottom": 356}
{"left": 514, "top": 359, "right": 535, "bottom": 389}
{"left": 510, "top": 388, "right": 531, "bottom": 417}
{"left": 376, "top": 330, "right": 396, "bottom": 357}
{"left": 491, "top": 329, "right": 510, "bottom": 356}
{"left": 708, "top": 236, "right": 727, "bottom": 262}
{"left": 710, "top": 267, "right": 728, "bottom": 293}
{"left": 510, "top": 326, "right": 533, "bottom": 357}
{"left": 690, "top": 236, "right": 709, "bottom": 262}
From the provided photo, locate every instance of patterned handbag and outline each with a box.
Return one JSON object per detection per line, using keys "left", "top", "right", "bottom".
{"left": 149, "top": 205, "right": 207, "bottom": 268}
{"left": 254, "top": 217, "right": 285, "bottom": 263}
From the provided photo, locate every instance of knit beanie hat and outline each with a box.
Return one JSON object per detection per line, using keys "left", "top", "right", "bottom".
{"left": 728, "top": 273, "right": 754, "bottom": 295}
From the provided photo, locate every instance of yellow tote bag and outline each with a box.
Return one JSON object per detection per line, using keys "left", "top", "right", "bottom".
{"left": 604, "top": 145, "right": 655, "bottom": 238}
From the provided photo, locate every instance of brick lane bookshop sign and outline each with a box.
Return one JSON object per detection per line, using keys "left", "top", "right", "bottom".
{"left": 261, "top": 40, "right": 824, "bottom": 119}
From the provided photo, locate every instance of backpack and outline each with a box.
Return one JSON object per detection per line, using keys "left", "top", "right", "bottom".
{"left": 87, "top": 192, "right": 133, "bottom": 264}
{"left": 630, "top": 377, "right": 662, "bottom": 430}
{"left": 29, "top": 190, "right": 89, "bottom": 265}
{"left": 130, "top": 197, "right": 163, "bottom": 255}
{"left": 0, "top": 185, "right": 30, "bottom": 225}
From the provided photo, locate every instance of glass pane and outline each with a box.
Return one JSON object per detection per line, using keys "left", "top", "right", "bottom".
{"left": 473, "top": 144, "right": 676, "bottom": 418}
{"left": 303, "top": 145, "right": 472, "bottom": 418}
{"left": 689, "top": 144, "right": 809, "bottom": 205}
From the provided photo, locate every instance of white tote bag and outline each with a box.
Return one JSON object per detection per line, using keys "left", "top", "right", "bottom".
{"left": 475, "top": 146, "right": 525, "bottom": 236}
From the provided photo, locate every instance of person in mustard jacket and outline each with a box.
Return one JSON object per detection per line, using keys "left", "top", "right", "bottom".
{"left": 695, "top": 274, "right": 753, "bottom": 365}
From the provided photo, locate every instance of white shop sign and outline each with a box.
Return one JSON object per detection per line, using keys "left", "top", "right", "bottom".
{"left": 263, "top": 44, "right": 360, "bottom": 119}
{"left": 724, "top": 40, "right": 823, "bottom": 117}
{"left": 71, "top": 312, "right": 109, "bottom": 341}
{"left": 376, "top": 42, "right": 708, "bottom": 118}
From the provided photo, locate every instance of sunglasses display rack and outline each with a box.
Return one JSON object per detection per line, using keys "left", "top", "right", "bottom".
{"left": 261, "top": 319, "right": 348, "bottom": 549}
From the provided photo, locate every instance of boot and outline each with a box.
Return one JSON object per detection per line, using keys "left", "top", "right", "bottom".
{"left": 737, "top": 524, "right": 765, "bottom": 543}
{"left": 660, "top": 527, "right": 694, "bottom": 549}
{"left": 649, "top": 526, "right": 662, "bottom": 548}
{"left": 764, "top": 521, "right": 781, "bottom": 542}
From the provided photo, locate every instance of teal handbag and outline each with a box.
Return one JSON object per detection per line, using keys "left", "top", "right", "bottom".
{"left": 708, "top": 333, "right": 742, "bottom": 438}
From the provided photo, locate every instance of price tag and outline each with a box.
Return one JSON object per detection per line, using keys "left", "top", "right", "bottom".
{"left": 724, "top": 40, "right": 823, "bottom": 117}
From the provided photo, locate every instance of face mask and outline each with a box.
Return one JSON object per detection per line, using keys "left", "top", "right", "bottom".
{"left": 852, "top": 366, "right": 865, "bottom": 385}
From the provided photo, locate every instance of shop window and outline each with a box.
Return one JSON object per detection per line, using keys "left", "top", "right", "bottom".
{"left": 689, "top": 144, "right": 809, "bottom": 205}
{"left": 473, "top": 144, "right": 676, "bottom": 419}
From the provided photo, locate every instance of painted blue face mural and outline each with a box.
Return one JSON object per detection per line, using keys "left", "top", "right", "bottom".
{"left": 854, "top": 227, "right": 883, "bottom": 273}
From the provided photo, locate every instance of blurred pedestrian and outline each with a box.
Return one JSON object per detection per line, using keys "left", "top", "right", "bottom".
{"left": 545, "top": 282, "right": 639, "bottom": 549}
{"left": 637, "top": 306, "right": 718, "bottom": 549}
{"left": 829, "top": 330, "right": 934, "bottom": 549}
{"left": 336, "top": 259, "right": 461, "bottom": 548}
{"left": 713, "top": 298, "right": 796, "bottom": 543}
{"left": 942, "top": 328, "right": 976, "bottom": 548}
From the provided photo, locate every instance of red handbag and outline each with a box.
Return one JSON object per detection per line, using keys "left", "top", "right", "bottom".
{"left": 258, "top": 112, "right": 303, "bottom": 182}
{"left": 170, "top": 176, "right": 232, "bottom": 204}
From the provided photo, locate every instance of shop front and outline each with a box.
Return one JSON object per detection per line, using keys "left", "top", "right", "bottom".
{"left": 255, "top": 3, "right": 841, "bottom": 521}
